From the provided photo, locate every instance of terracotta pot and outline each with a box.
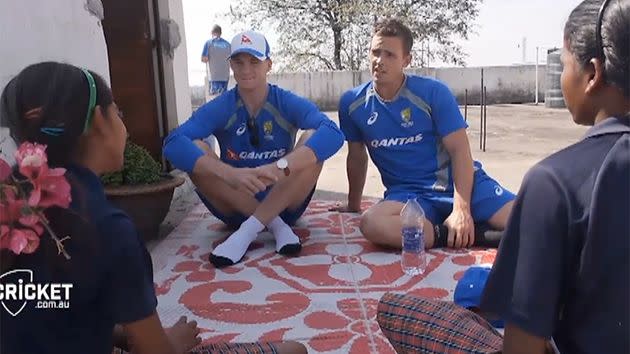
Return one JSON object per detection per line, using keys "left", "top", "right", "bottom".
{"left": 104, "top": 174, "right": 185, "bottom": 242}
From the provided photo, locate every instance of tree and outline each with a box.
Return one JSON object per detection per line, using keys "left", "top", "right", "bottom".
{"left": 226, "top": 0, "right": 483, "bottom": 72}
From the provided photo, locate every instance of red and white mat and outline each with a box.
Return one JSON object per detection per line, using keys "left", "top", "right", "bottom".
{"left": 151, "top": 200, "right": 497, "bottom": 354}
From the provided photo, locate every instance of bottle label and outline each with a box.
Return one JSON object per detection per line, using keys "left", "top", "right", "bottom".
{"left": 402, "top": 227, "right": 423, "bottom": 252}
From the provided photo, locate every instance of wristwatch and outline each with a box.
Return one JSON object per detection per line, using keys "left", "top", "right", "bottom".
{"left": 276, "top": 158, "right": 290, "bottom": 176}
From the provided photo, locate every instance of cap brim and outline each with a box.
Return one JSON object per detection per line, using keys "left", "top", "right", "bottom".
{"left": 229, "top": 48, "right": 267, "bottom": 61}
{"left": 454, "top": 298, "right": 479, "bottom": 309}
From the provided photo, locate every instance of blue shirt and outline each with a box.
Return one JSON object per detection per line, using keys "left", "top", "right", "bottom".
{"left": 164, "top": 84, "right": 344, "bottom": 173}
{"left": 0, "top": 164, "right": 158, "bottom": 354}
{"left": 481, "top": 117, "right": 630, "bottom": 354}
{"left": 339, "top": 75, "right": 469, "bottom": 196}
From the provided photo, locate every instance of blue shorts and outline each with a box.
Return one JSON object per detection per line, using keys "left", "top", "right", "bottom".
{"left": 209, "top": 81, "right": 228, "bottom": 95}
{"left": 197, "top": 187, "right": 315, "bottom": 228}
{"left": 385, "top": 169, "right": 515, "bottom": 226}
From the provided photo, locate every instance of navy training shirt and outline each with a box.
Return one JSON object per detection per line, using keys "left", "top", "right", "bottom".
{"left": 481, "top": 117, "right": 630, "bottom": 354}
{"left": 0, "top": 164, "right": 158, "bottom": 354}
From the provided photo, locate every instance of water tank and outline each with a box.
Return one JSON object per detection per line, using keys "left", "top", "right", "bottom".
{"left": 545, "top": 49, "right": 566, "bottom": 108}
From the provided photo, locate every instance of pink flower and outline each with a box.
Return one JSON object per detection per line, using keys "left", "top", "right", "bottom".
{"left": 11, "top": 227, "right": 39, "bottom": 254}
{"left": 28, "top": 167, "right": 72, "bottom": 208}
{"left": 0, "top": 225, "right": 10, "bottom": 249}
{"left": 14, "top": 142, "right": 48, "bottom": 175}
{"left": 0, "top": 186, "right": 25, "bottom": 224}
{"left": 0, "top": 141, "right": 72, "bottom": 257}
{"left": 0, "top": 225, "right": 40, "bottom": 255}
{"left": 12, "top": 142, "right": 71, "bottom": 209}
{"left": 0, "top": 158, "right": 11, "bottom": 182}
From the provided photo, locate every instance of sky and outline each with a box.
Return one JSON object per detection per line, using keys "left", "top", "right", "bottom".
{"left": 181, "top": 0, "right": 581, "bottom": 86}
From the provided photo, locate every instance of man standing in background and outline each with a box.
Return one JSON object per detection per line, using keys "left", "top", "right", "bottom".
{"left": 201, "top": 24, "right": 231, "bottom": 151}
{"left": 201, "top": 24, "right": 231, "bottom": 97}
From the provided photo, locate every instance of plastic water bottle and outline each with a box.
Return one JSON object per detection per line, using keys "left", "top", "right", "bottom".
{"left": 400, "top": 196, "right": 426, "bottom": 276}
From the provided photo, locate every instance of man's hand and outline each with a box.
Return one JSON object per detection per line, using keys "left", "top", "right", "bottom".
{"left": 255, "top": 163, "right": 284, "bottom": 186}
{"left": 329, "top": 202, "right": 362, "bottom": 213}
{"left": 224, "top": 166, "right": 278, "bottom": 196}
{"left": 443, "top": 205, "right": 475, "bottom": 248}
{"left": 165, "top": 316, "right": 202, "bottom": 354}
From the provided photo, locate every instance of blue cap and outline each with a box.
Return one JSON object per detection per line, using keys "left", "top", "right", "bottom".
{"left": 454, "top": 266, "right": 504, "bottom": 328}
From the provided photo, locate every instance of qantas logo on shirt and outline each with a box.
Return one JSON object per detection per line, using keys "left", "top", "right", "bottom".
{"left": 226, "top": 149, "right": 240, "bottom": 160}
{"left": 226, "top": 148, "right": 287, "bottom": 160}
{"left": 370, "top": 133, "right": 423, "bottom": 148}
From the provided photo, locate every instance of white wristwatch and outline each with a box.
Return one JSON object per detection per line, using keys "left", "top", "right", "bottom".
{"left": 276, "top": 158, "right": 290, "bottom": 176}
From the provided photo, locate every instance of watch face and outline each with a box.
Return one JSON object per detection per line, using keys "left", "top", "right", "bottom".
{"left": 277, "top": 158, "right": 288, "bottom": 169}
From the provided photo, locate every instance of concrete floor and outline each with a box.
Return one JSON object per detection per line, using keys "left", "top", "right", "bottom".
{"left": 154, "top": 104, "right": 587, "bottom": 247}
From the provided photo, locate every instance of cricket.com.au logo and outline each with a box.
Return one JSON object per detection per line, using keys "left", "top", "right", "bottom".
{"left": 0, "top": 269, "right": 72, "bottom": 317}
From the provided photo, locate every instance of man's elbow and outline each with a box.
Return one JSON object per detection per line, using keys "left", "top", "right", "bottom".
{"left": 309, "top": 122, "right": 345, "bottom": 162}
{"left": 162, "top": 131, "right": 180, "bottom": 162}
{"left": 331, "top": 131, "right": 345, "bottom": 156}
{"left": 347, "top": 146, "right": 368, "bottom": 165}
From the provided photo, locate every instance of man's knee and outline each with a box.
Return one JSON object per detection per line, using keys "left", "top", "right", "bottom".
{"left": 488, "top": 200, "right": 515, "bottom": 230}
{"left": 359, "top": 210, "right": 379, "bottom": 241}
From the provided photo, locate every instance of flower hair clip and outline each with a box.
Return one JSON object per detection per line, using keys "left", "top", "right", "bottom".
{"left": 0, "top": 142, "right": 73, "bottom": 259}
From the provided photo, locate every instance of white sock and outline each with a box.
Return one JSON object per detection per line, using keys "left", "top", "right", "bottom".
{"left": 210, "top": 216, "right": 265, "bottom": 266}
{"left": 268, "top": 216, "right": 301, "bottom": 254}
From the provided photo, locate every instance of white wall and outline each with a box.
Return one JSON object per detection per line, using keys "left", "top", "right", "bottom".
{"left": 156, "top": 0, "right": 192, "bottom": 131}
{"left": 211, "top": 65, "right": 547, "bottom": 112}
{"left": 274, "top": 65, "right": 547, "bottom": 111}
{"left": 0, "top": 0, "right": 110, "bottom": 91}
{"left": 427, "top": 65, "right": 547, "bottom": 105}
{"left": 0, "top": 0, "right": 110, "bottom": 164}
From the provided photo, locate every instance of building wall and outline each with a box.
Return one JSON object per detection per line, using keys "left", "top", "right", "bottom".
{"left": 0, "top": 0, "right": 110, "bottom": 164}
{"left": 155, "top": 0, "right": 192, "bottom": 130}
{"left": 216, "top": 64, "right": 548, "bottom": 112}
{"left": 430, "top": 65, "right": 547, "bottom": 106}
{"left": 0, "top": 0, "right": 111, "bottom": 91}
{"left": 0, "top": 0, "right": 192, "bottom": 162}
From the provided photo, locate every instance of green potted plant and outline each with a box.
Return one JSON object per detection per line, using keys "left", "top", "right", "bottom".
{"left": 101, "top": 140, "right": 184, "bottom": 242}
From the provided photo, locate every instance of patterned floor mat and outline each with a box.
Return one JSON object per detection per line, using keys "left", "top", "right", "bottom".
{"left": 151, "top": 200, "right": 496, "bottom": 354}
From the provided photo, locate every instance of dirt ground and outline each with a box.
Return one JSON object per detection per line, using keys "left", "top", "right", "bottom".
{"left": 314, "top": 104, "right": 587, "bottom": 201}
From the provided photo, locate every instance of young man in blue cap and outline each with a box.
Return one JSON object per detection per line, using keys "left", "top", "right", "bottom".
{"left": 334, "top": 18, "right": 515, "bottom": 250}
{"left": 164, "top": 30, "right": 345, "bottom": 268}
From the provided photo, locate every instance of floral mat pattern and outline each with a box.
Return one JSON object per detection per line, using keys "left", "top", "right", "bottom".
{"left": 151, "top": 200, "right": 497, "bottom": 354}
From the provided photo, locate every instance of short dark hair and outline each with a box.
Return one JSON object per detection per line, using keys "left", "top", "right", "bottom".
{"left": 211, "top": 24, "right": 222, "bottom": 35}
{"left": 564, "top": 0, "right": 630, "bottom": 97}
{"left": 373, "top": 18, "right": 414, "bottom": 55}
